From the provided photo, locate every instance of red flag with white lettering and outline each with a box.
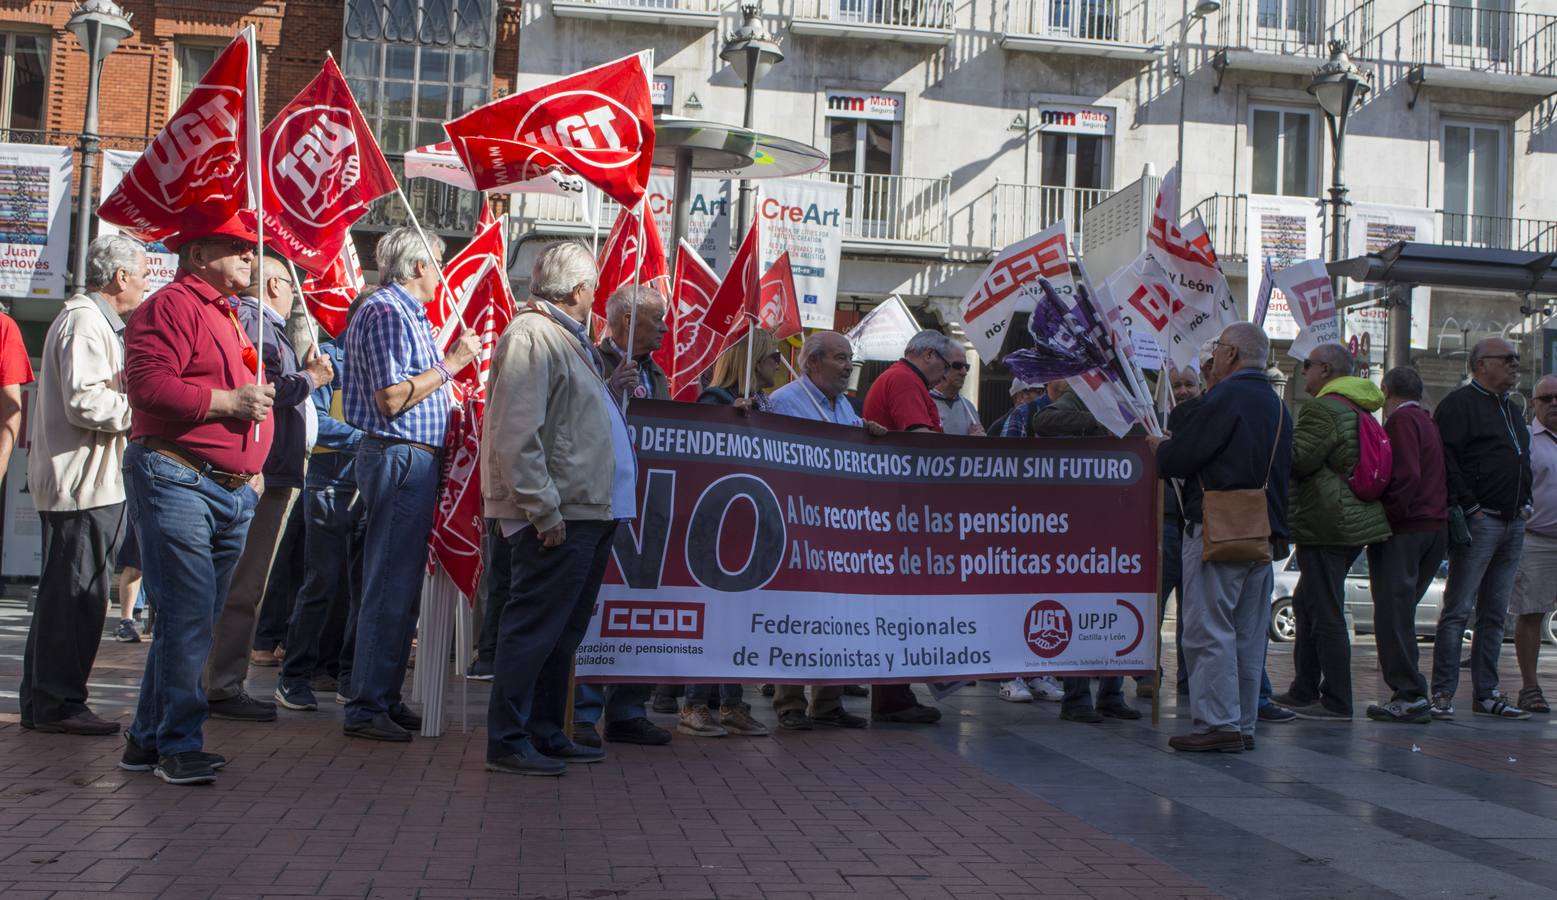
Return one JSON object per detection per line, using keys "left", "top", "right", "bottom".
{"left": 260, "top": 57, "right": 398, "bottom": 276}
{"left": 426, "top": 205, "right": 516, "bottom": 394}
{"left": 299, "top": 239, "right": 365, "bottom": 338}
{"left": 704, "top": 217, "right": 761, "bottom": 339}
{"left": 756, "top": 251, "right": 802, "bottom": 341}
{"left": 593, "top": 202, "right": 671, "bottom": 319}
{"left": 98, "top": 31, "right": 252, "bottom": 242}
{"left": 443, "top": 52, "right": 656, "bottom": 209}
{"left": 661, "top": 239, "right": 722, "bottom": 401}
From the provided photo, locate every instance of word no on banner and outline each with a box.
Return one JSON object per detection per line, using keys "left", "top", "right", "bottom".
{"left": 577, "top": 401, "right": 1159, "bottom": 684}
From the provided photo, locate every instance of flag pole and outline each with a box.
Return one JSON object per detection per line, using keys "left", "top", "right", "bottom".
{"left": 622, "top": 201, "right": 647, "bottom": 408}
{"left": 244, "top": 25, "right": 264, "bottom": 441}
{"left": 284, "top": 257, "right": 321, "bottom": 357}
{"left": 395, "top": 186, "right": 459, "bottom": 325}
{"left": 742, "top": 317, "right": 756, "bottom": 402}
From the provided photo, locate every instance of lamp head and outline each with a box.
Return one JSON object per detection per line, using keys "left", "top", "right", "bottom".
{"left": 720, "top": 1, "right": 783, "bottom": 86}
{"left": 1193, "top": 0, "right": 1221, "bottom": 18}
{"left": 1308, "top": 39, "right": 1371, "bottom": 120}
{"left": 67, "top": 0, "right": 134, "bottom": 62}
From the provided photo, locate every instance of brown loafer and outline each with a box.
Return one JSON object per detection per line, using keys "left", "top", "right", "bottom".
{"left": 35, "top": 709, "right": 120, "bottom": 736}
{"left": 1168, "top": 731, "right": 1244, "bottom": 753}
{"left": 248, "top": 649, "right": 279, "bottom": 668}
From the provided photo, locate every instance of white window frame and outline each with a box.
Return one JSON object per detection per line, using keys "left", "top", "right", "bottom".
{"left": 171, "top": 40, "right": 226, "bottom": 108}
{"left": 1248, "top": 104, "right": 1318, "bottom": 198}
{"left": 1250, "top": 0, "right": 1320, "bottom": 48}
{"left": 1440, "top": 118, "right": 1509, "bottom": 243}
{"left": 0, "top": 29, "right": 49, "bottom": 132}
{"left": 1036, "top": 131, "right": 1113, "bottom": 191}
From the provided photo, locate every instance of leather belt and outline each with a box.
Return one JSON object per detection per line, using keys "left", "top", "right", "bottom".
{"left": 139, "top": 437, "right": 254, "bottom": 491}
{"left": 364, "top": 433, "right": 442, "bottom": 455}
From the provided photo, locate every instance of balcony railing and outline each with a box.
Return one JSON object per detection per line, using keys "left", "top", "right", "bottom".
{"left": 549, "top": 0, "right": 723, "bottom": 26}
{"left": 0, "top": 127, "right": 151, "bottom": 153}
{"left": 989, "top": 183, "right": 1113, "bottom": 255}
{"left": 824, "top": 171, "right": 950, "bottom": 247}
{"left": 1401, "top": 2, "right": 1557, "bottom": 79}
{"left": 1188, "top": 193, "right": 1248, "bottom": 263}
{"left": 785, "top": 0, "right": 954, "bottom": 35}
{"left": 1000, "top": 0, "right": 1162, "bottom": 50}
{"left": 1216, "top": 0, "right": 1375, "bottom": 62}
{"left": 1439, "top": 211, "right": 1557, "bottom": 254}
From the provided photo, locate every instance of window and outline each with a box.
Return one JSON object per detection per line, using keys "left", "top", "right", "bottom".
{"left": 1036, "top": 105, "right": 1113, "bottom": 229}
{"left": 0, "top": 32, "right": 47, "bottom": 134}
{"left": 825, "top": 90, "right": 902, "bottom": 238}
{"left": 342, "top": 0, "right": 496, "bottom": 156}
{"left": 1042, "top": 0, "right": 1117, "bottom": 41}
{"left": 1443, "top": 121, "right": 1506, "bottom": 245}
{"left": 1250, "top": 107, "right": 1314, "bottom": 197}
{"left": 651, "top": 75, "right": 673, "bottom": 116}
{"left": 1449, "top": 0, "right": 1510, "bottom": 60}
{"left": 173, "top": 42, "right": 223, "bottom": 107}
{"left": 1256, "top": 0, "right": 1317, "bottom": 39}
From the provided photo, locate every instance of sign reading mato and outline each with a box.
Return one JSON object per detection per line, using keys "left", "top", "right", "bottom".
{"left": 576, "top": 401, "right": 1159, "bottom": 684}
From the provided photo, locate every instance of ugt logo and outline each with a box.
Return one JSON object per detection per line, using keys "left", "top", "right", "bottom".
{"left": 517, "top": 91, "right": 644, "bottom": 170}
{"left": 141, "top": 89, "right": 243, "bottom": 211}
{"left": 1024, "top": 600, "right": 1071, "bottom": 659}
{"left": 271, "top": 106, "right": 363, "bottom": 227}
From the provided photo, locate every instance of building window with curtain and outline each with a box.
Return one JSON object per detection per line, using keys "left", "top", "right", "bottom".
{"left": 0, "top": 32, "right": 47, "bottom": 137}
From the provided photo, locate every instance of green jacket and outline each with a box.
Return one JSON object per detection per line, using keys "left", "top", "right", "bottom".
{"left": 1288, "top": 376, "right": 1392, "bottom": 546}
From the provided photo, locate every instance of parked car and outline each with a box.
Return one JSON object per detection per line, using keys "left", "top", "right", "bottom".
{"left": 1266, "top": 550, "right": 1557, "bottom": 645}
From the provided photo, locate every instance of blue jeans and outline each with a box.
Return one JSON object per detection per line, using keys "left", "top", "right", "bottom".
{"left": 686, "top": 683, "right": 742, "bottom": 706}
{"left": 1433, "top": 514, "right": 1525, "bottom": 701}
{"left": 345, "top": 438, "right": 438, "bottom": 723}
{"left": 575, "top": 682, "right": 652, "bottom": 726}
{"left": 280, "top": 455, "right": 363, "bottom": 688}
{"left": 124, "top": 443, "right": 258, "bottom": 756}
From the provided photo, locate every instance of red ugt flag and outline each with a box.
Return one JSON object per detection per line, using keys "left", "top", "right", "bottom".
{"left": 426, "top": 205, "right": 517, "bottom": 399}
{"left": 703, "top": 217, "right": 761, "bottom": 338}
{"left": 593, "top": 202, "right": 670, "bottom": 320}
{"left": 756, "top": 251, "right": 802, "bottom": 341}
{"left": 300, "top": 239, "right": 365, "bottom": 338}
{"left": 261, "top": 57, "right": 398, "bottom": 276}
{"left": 99, "top": 31, "right": 253, "bottom": 242}
{"left": 660, "top": 240, "right": 722, "bottom": 401}
{"left": 444, "top": 52, "right": 656, "bottom": 209}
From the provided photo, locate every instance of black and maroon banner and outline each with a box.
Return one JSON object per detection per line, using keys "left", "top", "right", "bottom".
{"left": 577, "top": 401, "right": 1160, "bottom": 684}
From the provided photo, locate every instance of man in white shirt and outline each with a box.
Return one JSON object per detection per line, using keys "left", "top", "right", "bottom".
{"left": 1512, "top": 374, "right": 1557, "bottom": 714}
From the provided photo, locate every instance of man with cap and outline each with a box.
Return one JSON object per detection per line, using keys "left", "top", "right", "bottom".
{"left": 119, "top": 213, "right": 275, "bottom": 785}
{"left": 990, "top": 380, "right": 1039, "bottom": 437}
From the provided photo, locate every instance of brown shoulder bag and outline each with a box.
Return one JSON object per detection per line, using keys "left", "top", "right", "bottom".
{"left": 1199, "top": 398, "right": 1285, "bottom": 564}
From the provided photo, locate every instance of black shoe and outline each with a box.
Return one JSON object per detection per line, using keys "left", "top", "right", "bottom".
{"left": 155, "top": 751, "right": 217, "bottom": 785}
{"left": 1259, "top": 703, "right": 1298, "bottom": 723}
{"left": 20, "top": 718, "right": 34, "bottom": 730}
{"left": 603, "top": 717, "right": 672, "bottom": 745}
{"left": 777, "top": 709, "right": 813, "bottom": 730}
{"left": 114, "top": 618, "right": 142, "bottom": 643}
{"left": 1098, "top": 703, "right": 1141, "bottom": 720}
{"left": 842, "top": 685, "right": 870, "bottom": 698}
{"left": 1242, "top": 735, "right": 1256, "bottom": 751}
{"left": 572, "top": 723, "right": 602, "bottom": 748}
{"left": 811, "top": 709, "right": 868, "bottom": 729}
{"left": 650, "top": 693, "right": 679, "bottom": 714}
{"left": 1060, "top": 706, "right": 1105, "bottom": 724}
{"left": 120, "top": 735, "right": 227, "bottom": 772}
{"left": 309, "top": 674, "right": 339, "bottom": 693}
{"left": 343, "top": 714, "right": 412, "bottom": 742}
{"left": 465, "top": 658, "right": 494, "bottom": 681}
{"left": 35, "top": 708, "right": 120, "bottom": 735}
{"left": 207, "top": 691, "right": 277, "bottom": 722}
{"left": 760, "top": 684, "right": 776, "bottom": 697}
{"left": 871, "top": 704, "right": 941, "bottom": 725}
{"left": 388, "top": 705, "right": 422, "bottom": 731}
{"left": 539, "top": 741, "right": 607, "bottom": 764}
{"left": 486, "top": 745, "right": 566, "bottom": 777}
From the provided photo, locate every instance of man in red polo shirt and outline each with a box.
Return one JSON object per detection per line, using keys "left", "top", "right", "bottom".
{"left": 118, "top": 213, "right": 276, "bottom": 786}
{"left": 861, "top": 328, "right": 953, "bottom": 725}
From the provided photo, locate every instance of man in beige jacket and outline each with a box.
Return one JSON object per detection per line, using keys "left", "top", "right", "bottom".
{"left": 481, "top": 241, "right": 638, "bottom": 776}
{"left": 21, "top": 234, "right": 149, "bottom": 734}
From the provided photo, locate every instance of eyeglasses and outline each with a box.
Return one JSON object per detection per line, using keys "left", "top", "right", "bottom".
{"left": 947, "top": 361, "right": 970, "bottom": 371}
{"left": 1536, "top": 394, "right": 1557, "bottom": 404}
{"left": 1480, "top": 354, "right": 1521, "bottom": 365}
{"left": 1301, "top": 359, "right": 1327, "bottom": 371}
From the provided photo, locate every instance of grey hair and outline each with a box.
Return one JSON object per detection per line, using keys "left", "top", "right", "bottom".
{"left": 529, "top": 241, "right": 597, "bottom": 303}
{"left": 799, "top": 330, "right": 851, "bottom": 372}
{"left": 375, "top": 227, "right": 443, "bottom": 286}
{"left": 85, "top": 234, "right": 146, "bottom": 292}
{"left": 239, "top": 255, "right": 291, "bottom": 299}
{"left": 604, "top": 283, "right": 666, "bottom": 328}
{"left": 904, "top": 329, "right": 954, "bottom": 358}
{"left": 1218, "top": 322, "right": 1269, "bottom": 371}
{"left": 1381, "top": 366, "right": 1423, "bottom": 401}
{"left": 1469, "top": 336, "right": 1513, "bottom": 369}
{"left": 1309, "top": 342, "right": 1354, "bottom": 377}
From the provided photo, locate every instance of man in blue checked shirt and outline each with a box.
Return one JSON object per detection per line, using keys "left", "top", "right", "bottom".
{"left": 341, "top": 227, "right": 479, "bottom": 742}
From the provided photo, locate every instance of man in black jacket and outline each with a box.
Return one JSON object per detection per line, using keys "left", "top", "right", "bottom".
{"left": 1430, "top": 337, "right": 1533, "bottom": 720}
{"left": 1150, "top": 323, "right": 1293, "bottom": 752}
{"left": 207, "top": 256, "right": 333, "bottom": 722}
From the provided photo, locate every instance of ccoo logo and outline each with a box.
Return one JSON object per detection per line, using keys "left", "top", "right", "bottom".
{"left": 270, "top": 105, "right": 363, "bottom": 228}
{"left": 1024, "top": 600, "right": 1071, "bottom": 659}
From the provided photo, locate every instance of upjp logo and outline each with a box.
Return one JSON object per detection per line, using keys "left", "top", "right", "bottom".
{"left": 270, "top": 105, "right": 363, "bottom": 227}
{"left": 516, "top": 90, "right": 645, "bottom": 171}
{"left": 140, "top": 86, "right": 243, "bottom": 211}
{"left": 1024, "top": 600, "right": 1071, "bottom": 659}
{"left": 600, "top": 601, "right": 705, "bottom": 639}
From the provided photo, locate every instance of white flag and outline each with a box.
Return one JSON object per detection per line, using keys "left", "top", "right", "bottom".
{"left": 959, "top": 219, "right": 1073, "bottom": 360}
{"left": 1273, "top": 258, "right": 1341, "bottom": 360}
{"left": 847, "top": 295, "right": 921, "bottom": 362}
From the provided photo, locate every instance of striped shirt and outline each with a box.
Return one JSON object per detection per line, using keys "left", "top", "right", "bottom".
{"left": 343, "top": 282, "right": 450, "bottom": 445}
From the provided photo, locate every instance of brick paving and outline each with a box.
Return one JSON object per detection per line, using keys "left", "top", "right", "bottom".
{"left": 0, "top": 605, "right": 1222, "bottom": 900}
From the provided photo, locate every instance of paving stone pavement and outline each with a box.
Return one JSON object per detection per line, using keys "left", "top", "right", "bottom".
{"left": 3, "top": 596, "right": 1556, "bottom": 899}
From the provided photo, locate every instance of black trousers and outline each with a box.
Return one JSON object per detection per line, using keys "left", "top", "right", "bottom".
{"left": 254, "top": 496, "right": 305, "bottom": 652}
{"left": 487, "top": 520, "right": 617, "bottom": 760}
{"left": 1367, "top": 530, "right": 1446, "bottom": 702}
{"left": 20, "top": 504, "right": 125, "bottom": 724}
{"left": 1288, "top": 544, "right": 1361, "bottom": 715}
{"left": 474, "top": 519, "right": 510, "bottom": 663}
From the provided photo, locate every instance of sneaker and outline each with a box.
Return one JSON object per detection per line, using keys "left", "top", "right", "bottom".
{"left": 1430, "top": 693, "right": 1455, "bottom": 720}
{"left": 1242, "top": 735, "right": 1256, "bottom": 751}
{"left": 677, "top": 704, "right": 727, "bottom": 737}
{"left": 998, "top": 678, "right": 1034, "bottom": 703}
{"left": 651, "top": 691, "right": 680, "bottom": 715}
{"left": 1026, "top": 676, "right": 1065, "bottom": 702}
{"left": 273, "top": 682, "right": 318, "bottom": 712}
{"left": 114, "top": 618, "right": 141, "bottom": 643}
{"left": 1474, "top": 692, "right": 1532, "bottom": 720}
{"left": 465, "top": 658, "right": 494, "bottom": 681}
{"left": 1291, "top": 702, "right": 1351, "bottom": 721}
{"left": 1258, "top": 703, "right": 1297, "bottom": 723}
{"left": 718, "top": 703, "right": 769, "bottom": 736}
{"left": 486, "top": 745, "right": 565, "bottom": 777}
{"left": 604, "top": 717, "right": 673, "bottom": 745}
{"left": 1366, "top": 698, "right": 1432, "bottom": 724}
{"left": 155, "top": 751, "right": 217, "bottom": 786}
{"left": 572, "top": 723, "right": 602, "bottom": 748}
{"left": 207, "top": 691, "right": 277, "bottom": 722}
{"left": 120, "top": 735, "right": 227, "bottom": 773}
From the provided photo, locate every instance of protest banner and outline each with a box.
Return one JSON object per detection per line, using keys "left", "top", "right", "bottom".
{"left": 848, "top": 294, "right": 920, "bottom": 361}
{"left": 0, "top": 144, "right": 71, "bottom": 300}
{"left": 1244, "top": 194, "right": 1323, "bottom": 341}
{"left": 100, "top": 150, "right": 179, "bottom": 293}
{"left": 756, "top": 177, "right": 846, "bottom": 329}
{"left": 575, "top": 401, "right": 1159, "bottom": 683}
{"left": 646, "top": 174, "right": 731, "bottom": 271}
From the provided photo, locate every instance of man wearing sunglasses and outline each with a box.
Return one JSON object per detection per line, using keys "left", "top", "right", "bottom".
{"left": 120, "top": 213, "right": 277, "bottom": 785}
{"left": 1432, "top": 337, "right": 1533, "bottom": 720}
{"left": 929, "top": 344, "right": 985, "bottom": 436}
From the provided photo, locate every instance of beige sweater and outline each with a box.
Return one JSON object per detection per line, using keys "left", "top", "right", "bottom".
{"left": 27, "top": 293, "right": 132, "bottom": 512}
{"left": 480, "top": 303, "right": 620, "bottom": 532}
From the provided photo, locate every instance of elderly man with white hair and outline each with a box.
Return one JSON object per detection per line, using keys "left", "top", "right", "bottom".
{"left": 20, "top": 234, "right": 148, "bottom": 736}
{"left": 482, "top": 241, "right": 639, "bottom": 776}
{"left": 341, "top": 227, "right": 479, "bottom": 743}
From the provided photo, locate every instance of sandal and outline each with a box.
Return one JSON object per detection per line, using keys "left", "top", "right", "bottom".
{"left": 1518, "top": 686, "right": 1550, "bottom": 714}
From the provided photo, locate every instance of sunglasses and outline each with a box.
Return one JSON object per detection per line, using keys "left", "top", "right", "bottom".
{"left": 1481, "top": 354, "right": 1521, "bottom": 365}
{"left": 200, "top": 238, "right": 257, "bottom": 255}
{"left": 930, "top": 348, "right": 968, "bottom": 371}
{"left": 1536, "top": 394, "right": 1557, "bottom": 404}
{"left": 1301, "top": 359, "right": 1327, "bottom": 371}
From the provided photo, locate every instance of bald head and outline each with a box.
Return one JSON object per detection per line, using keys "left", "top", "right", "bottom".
{"left": 1534, "top": 375, "right": 1557, "bottom": 431}
{"left": 800, "top": 330, "right": 854, "bottom": 400}
{"left": 241, "top": 255, "right": 296, "bottom": 319}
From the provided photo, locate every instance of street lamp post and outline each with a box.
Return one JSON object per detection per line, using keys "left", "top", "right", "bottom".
{"left": 1174, "top": 0, "right": 1220, "bottom": 223}
{"left": 66, "top": 0, "right": 134, "bottom": 297}
{"left": 1308, "top": 40, "right": 1371, "bottom": 323}
{"left": 720, "top": 1, "right": 783, "bottom": 238}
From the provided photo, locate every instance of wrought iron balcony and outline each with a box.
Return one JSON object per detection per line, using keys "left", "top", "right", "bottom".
{"left": 548, "top": 0, "right": 722, "bottom": 28}
{"left": 782, "top": 0, "right": 955, "bottom": 45}
{"left": 999, "top": 0, "right": 1164, "bottom": 60}
{"left": 989, "top": 182, "right": 1114, "bottom": 255}
{"left": 1187, "top": 193, "right": 1248, "bottom": 263}
{"left": 359, "top": 156, "right": 485, "bottom": 236}
{"left": 1439, "top": 211, "right": 1557, "bottom": 254}
{"left": 1213, "top": 0, "right": 1376, "bottom": 76}
{"left": 1389, "top": 2, "right": 1557, "bottom": 96}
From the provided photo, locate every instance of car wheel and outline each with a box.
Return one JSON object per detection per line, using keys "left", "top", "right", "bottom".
{"left": 1270, "top": 598, "right": 1297, "bottom": 642}
{"left": 1543, "top": 610, "right": 1557, "bottom": 646}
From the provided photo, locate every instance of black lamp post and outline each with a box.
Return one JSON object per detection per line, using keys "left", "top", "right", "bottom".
{"left": 66, "top": 0, "right": 134, "bottom": 296}
{"left": 1308, "top": 40, "right": 1371, "bottom": 310}
{"left": 719, "top": 1, "right": 783, "bottom": 238}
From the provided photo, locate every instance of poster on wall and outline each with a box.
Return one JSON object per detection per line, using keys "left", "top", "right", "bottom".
{"left": 645, "top": 174, "right": 731, "bottom": 272}
{"left": 101, "top": 149, "right": 179, "bottom": 293}
{"left": 1244, "top": 194, "right": 1323, "bottom": 341}
{"left": 0, "top": 144, "right": 71, "bottom": 300}
{"left": 1343, "top": 203, "right": 1435, "bottom": 360}
{"left": 756, "top": 178, "right": 847, "bottom": 330}
{"left": 1, "top": 381, "right": 40, "bottom": 578}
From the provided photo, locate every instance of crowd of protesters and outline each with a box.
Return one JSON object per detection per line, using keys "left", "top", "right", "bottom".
{"left": 9, "top": 217, "right": 1552, "bottom": 784}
